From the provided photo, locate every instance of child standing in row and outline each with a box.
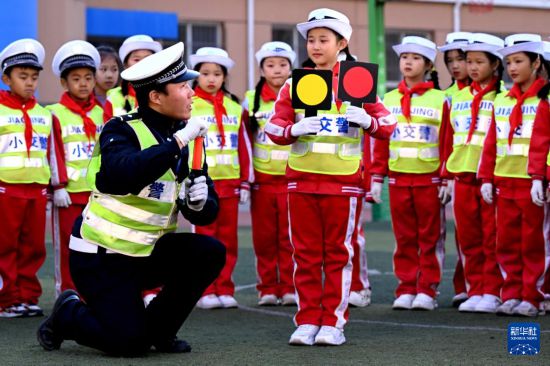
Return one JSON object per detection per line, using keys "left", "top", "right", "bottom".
{"left": 190, "top": 47, "right": 253, "bottom": 309}
{"left": 267, "top": 8, "right": 396, "bottom": 345}
{"left": 371, "top": 36, "right": 448, "bottom": 311}
{"left": 245, "top": 42, "right": 296, "bottom": 306}
{"left": 94, "top": 45, "right": 122, "bottom": 108}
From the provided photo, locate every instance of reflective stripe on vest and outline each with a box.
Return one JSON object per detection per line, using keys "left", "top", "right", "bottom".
{"left": 383, "top": 88, "right": 445, "bottom": 174}
{"left": 188, "top": 96, "right": 243, "bottom": 180}
{"left": 0, "top": 103, "right": 52, "bottom": 184}
{"left": 47, "top": 103, "right": 104, "bottom": 192}
{"left": 286, "top": 79, "right": 362, "bottom": 175}
{"left": 446, "top": 87, "right": 496, "bottom": 174}
{"left": 246, "top": 90, "right": 290, "bottom": 175}
{"left": 81, "top": 118, "right": 178, "bottom": 257}
{"left": 106, "top": 87, "right": 137, "bottom": 116}
{"left": 493, "top": 93, "right": 539, "bottom": 179}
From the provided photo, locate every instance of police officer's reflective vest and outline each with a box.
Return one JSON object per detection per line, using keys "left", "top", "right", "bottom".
{"left": 47, "top": 103, "right": 104, "bottom": 192}
{"left": 245, "top": 90, "right": 290, "bottom": 175}
{"left": 383, "top": 88, "right": 446, "bottom": 174}
{"left": 446, "top": 87, "right": 496, "bottom": 173}
{"left": 189, "top": 96, "right": 243, "bottom": 180}
{"left": 0, "top": 103, "right": 52, "bottom": 184}
{"left": 493, "top": 93, "right": 539, "bottom": 179}
{"left": 81, "top": 117, "right": 179, "bottom": 257}
{"left": 106, "top": 87, "right": 137, "bottom": 116}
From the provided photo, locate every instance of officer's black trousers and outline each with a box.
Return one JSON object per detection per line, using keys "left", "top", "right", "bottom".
{"left": 63, "top": 232, "right": 225, "bottom": 355}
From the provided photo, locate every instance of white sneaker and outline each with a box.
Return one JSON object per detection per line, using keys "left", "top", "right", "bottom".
{"left": 496, "top": 299, "right": 521, "bottom": 315}
{"left": 258, "top": 294, "right": 278, "bottom": 306}
{"left": 281, "top": 293, "right": 297, "bottom": 306}
{"left": 289, "top": 324, "right": 320, "bottom": 346}
{"left": 474, "top": 294, "right": 502, "bottom": 313}
{"left": 349, "top": 288, "right": 372, "bottom": 308}
{"left": 143, "top": 293, "right": 157, "bottom": 308}
{"left": 196, "top": 295, "right": 223, "bottom": 309}
{"left": 392, "top": 294, "right": 416, "bottom": 310}
{"left": 218, "top": 295, "right": 239, "bottom": 308}
{"left": 314, "top": 326, "right": 346, "bottom": 346}
{"left": 512, "top": 301, "right": 538, "bottom": 317}
{"left": 411, "top": 293, "right": 437, "bottom": 311}
{"left": 458, "top": 295, "right": 482, "bottom": 312}
{"left": 451, "top": 292, "right": 468, "bottom": 308}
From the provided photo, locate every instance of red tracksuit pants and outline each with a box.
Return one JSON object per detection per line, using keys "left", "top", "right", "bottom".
{"left": 496, "top": 194, "right": 547, "bottom": 307}
{"left": 52, "top": 204, "right": 84, "bottom": 296}
{"left": 289, "top": 193, "right": 357, "bottom": 329}
{"left": 351, "top": 200, "right": 370, "bottom": 292}
{"left": 453, "top": 228, "right": 467, "bottom": 295}
{"left": 0, "top": 194, "right": 47, "bottom": 307}
{"left": 389, "top": 185, "right": 444, "bottom": 298}
{"left": 195, "top": 196, "right": 239, "bottom": 296}
{"left": 454, "top": 179, "right": 501, "bottom": 297}
{"left": 251, "top": 189, "right": 294, "bottom": 297}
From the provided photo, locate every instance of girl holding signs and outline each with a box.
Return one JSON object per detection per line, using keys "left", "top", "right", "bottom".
{"left": 370, "top": 36, "right": 449, "bottom": 312}
{"left": 244, "top": 42, "right": 296, "bottom": 306}
{"left": 266, "top": 8, "right": 396, "bottom": 346}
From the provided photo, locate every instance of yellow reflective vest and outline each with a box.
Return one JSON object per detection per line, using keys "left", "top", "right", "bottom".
{"left": 106, "top": 87, "right": 137, "bottom": 117}
{"left": 0, "top": 103, "right": 52, "bottom": 184}
{"left": 383, "top": 88, "right": 446, "bottom": 174}
{"left": 81, "top": 118, "right": 179, "bottom": 257}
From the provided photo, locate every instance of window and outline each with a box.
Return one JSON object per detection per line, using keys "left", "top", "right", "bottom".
{"left": 385, "top": 29, "right": 433, "bottom": 89}
{"left": 272, "top": 25, "right": 307, "bottom": 66}
{"left": 179, "top": 22, "right": 222, "bottom": 64}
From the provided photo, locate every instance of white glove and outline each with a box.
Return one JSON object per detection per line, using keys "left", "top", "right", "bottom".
{"left": 344, "top": 106, "right": 372, "bottom": 129}
{"left": 438, "top": 180, "right": 453, "bottom": 205}
{"left": 480, "top": 183, "right": 493, "bottom": 204}
{"left": 240, "top": 189, "right": 250, "bottom": 204}
{"left": 370, "top": 179, "right": 383, "bottom": 203}
{"left": 290, "top": 116, "right": 321, "bottom": 136}
{"left": 531, "top": 180, "right": 545, "bottom": 206}
{"left": 180, "top": 175, "right": 208, "bottom": 211}
{"left": 173, "top": 118, "right": 209, "bottom": 146}
{"left": 53, "top": 188, "right": 72, "bottom": 208}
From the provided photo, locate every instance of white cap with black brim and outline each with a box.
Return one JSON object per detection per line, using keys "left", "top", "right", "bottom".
{"left": 0, "top": 38, "right": 45, "bottom": 73}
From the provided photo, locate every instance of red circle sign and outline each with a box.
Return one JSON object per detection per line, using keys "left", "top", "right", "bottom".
{"left": 342, "top": 66, "right": 374, "bottom": 98}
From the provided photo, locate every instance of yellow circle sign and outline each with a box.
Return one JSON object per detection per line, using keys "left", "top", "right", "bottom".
{"left": 296, "top": 74, "right": 328, "bottom": 106}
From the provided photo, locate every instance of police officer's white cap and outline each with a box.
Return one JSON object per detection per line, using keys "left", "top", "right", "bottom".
{"left": 0, "top": 38, "right": 45, "bottom": 73}
{"left": 121, "top": 42, "right": 198, "bottom": 89}
{"left": 52, "top": 40, "right": 101, "bottom": 77}
{"left": 543, "top": 41, "right": 550, "bottom": 62}
{"left": 498, "top": 34, "right": 544, "bottom": 58}
{"left": 297, "top": 8, "right": 352, "bottom": 42}
{"left": 438, "top": 32, "right": 473, "bottom": 52}
{"left": 119, "top": 35, "right": 162, "bottom": 63}
{"left": 462, "top": 33, "right": 504, "bottom": 59}
{"left": 255, "top": 41, "right": 296, "bottom": 66}
{"left": 393, "top": 36, "right": 437, "bottom": 63}
{"left": 189, "top": 47, "right": 235, "bottom": 71}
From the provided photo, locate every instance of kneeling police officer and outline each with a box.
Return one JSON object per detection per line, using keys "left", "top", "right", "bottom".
{"left": 37, "top": 42, "right": 225, "bottom": 355}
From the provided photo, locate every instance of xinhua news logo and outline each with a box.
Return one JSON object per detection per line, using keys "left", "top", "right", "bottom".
{"left": 507, "top": 322, "right": 540, "bottom": 355}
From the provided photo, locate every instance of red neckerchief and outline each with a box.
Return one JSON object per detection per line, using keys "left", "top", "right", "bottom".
{"left": 456, "top": 79, "right": 468, "bottom": 90}
{"left": 194, "top": 87, "right": 227, "bottom": 148}
{"left": 397, "top": 80, "right": 434, "bottom": 122}
{"left": 260, "top": 82, "right": 278, "bottom": 102}
{"left": 60, "top": 92, "right": 98, "bottom": 144}
{"left": 506, "top": 77, "right": 546, "bottom": 146}
{"left": 0, "top": 90, "right": 37, "bottom": 157}
{"left": 467, "top": 77, "right": 498, "bottom": 143}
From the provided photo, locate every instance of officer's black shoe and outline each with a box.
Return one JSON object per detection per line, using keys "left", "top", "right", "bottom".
{"left": 37, "top": 289, "right": 80, "bottom": 351}
{"left": 153, "top": 337, "right": 192, "bottom": 353}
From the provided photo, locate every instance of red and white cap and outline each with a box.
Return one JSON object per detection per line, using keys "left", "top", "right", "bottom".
{"left": 393, "top": 36, "right": 437, "bottom": 63}
{"left": 119, "top": 35, "right": 162, "bottom": 63}
{"left": 52, "top": 40, "right": 100, "bottom": 77}
{"left": 189, "top": 47, "right": 235, "bottom": 71}
{"left": 0, "top": 38, "right": 45, "bottom": 73}
{"left": 462, "top": 33, "right": 504, "bottom": 59}
{"left": 297, "top": 8, "right": 352, "bottom": 41}
{"left": 438, "top": 32, "right": 473, "bottom": 52}
{"left": 255, "top": 41, "right": 296, "bottom": 66}
{"left": 498, "top": 34, "right": 544, "bottom": 58}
